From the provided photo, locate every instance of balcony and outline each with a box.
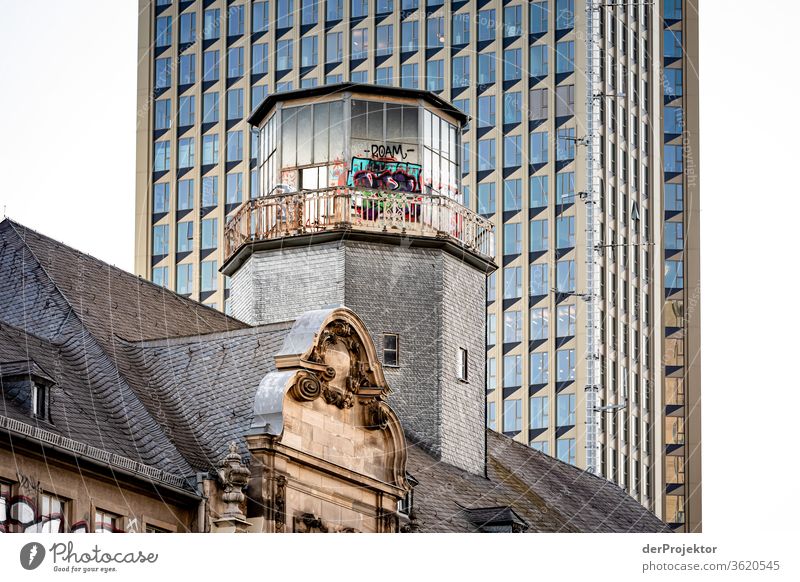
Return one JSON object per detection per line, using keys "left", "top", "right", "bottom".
{"left": 224, "top": 188, "right": 495, "bottom": 262}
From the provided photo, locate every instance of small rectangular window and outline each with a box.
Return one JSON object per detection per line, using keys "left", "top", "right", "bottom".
{"left": 94, "top": 509, "right": 122, "bottom": 533}
{"left": 31, "top": 383, "right": 49, "bottom": 421}
{"left": 383, "top": 334, "right": 399, "bottom": 366}
{"left": 457, "top": 348, "right": 468, "bottom": 381}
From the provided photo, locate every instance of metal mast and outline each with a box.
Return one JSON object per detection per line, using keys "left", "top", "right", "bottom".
{"left": 584, "top": 0, "right": 603, "bottom": 475}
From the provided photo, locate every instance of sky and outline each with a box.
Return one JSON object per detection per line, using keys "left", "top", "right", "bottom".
{"left": 0, "top": 0, "right": 138, "bottom": 270}
{"left": 1, "top": 0, "right": 800, "bottom": 537}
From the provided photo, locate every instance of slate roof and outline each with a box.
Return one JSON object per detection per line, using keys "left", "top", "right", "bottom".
{"left": 0, "top": 218, "right": 267, "bottom": 478}
{"left": 0, "top": 218, "right": 668, "bottom": 531}
{"left": 406, "top": 431, "right": 670, "bottom": 533}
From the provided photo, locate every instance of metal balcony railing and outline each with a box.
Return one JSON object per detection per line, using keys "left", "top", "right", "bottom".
{"left": 224, "top": 188, "right": 496, "bottom": 261}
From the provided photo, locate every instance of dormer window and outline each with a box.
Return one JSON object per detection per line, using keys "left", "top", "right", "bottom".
{"left": 31, "top": 382, "right": 49, "bottom": 421}
{"left": 0, "top": 360, "right": 54, "bottom": 423}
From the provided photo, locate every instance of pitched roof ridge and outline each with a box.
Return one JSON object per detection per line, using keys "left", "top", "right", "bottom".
{"left": 1, "top": 218, "right": 246, "bottom": 332}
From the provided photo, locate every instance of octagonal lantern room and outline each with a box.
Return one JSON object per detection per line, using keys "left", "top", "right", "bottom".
{"left": 223, "top": 83, "right": 494, "bottom": 264}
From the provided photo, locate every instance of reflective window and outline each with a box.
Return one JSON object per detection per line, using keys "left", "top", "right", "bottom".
{"left": 556, "top": 0, "right": 574, "bottom": 30}
{"left": 503, "top": 91, "right": 522, "bottom": 124}
{"left": 203, "top": 9, "right": 220, "bottom": 39}
{"left": 253, "top": 1, "right": 270, "bottom": 32}
{"left": 530, "top": 396, "right": 549, "bottom": 429}
{"left": 504, "top": 179, "right": 522, "bottom": 211}
{"left": 178, "top": 138, "right": 195, "bottom": 168}
{"left": 227, "top": 5, "right": 244, "bottom": 35}
{"left": 177, "top": 221, "right": 194, "bottom": 253}
{"left": 277, "top": 0, "right": 294, "bottom": 27}
{"left": 155, "top": 57, "right": 171, "bottom": 88}
{"left": 203, "top": 50, "right": 219, "bottom": 81}
{"left": 203, "top": 93, "right": 219, "bottom": 123}
{"left": 503, "top": 48, "right": 522, "bottom": 81}
{"left": 478, "top": 53, "right": 496, "bottom": 84}
{"left": 154, "top": 99, "right": 171, "bottom": 130}
{"left": 530, "top": 219, "right": 548, "bottom": 252}
{"left": 504, "top": 5, "right": 522, "bottom": 37}
{"left": 277, "top": 39, "right": 293, "bottom": 70}
{"left": 201, "top": 260, "right": 218, "bottom": 292}
{"left": 530, "top": 45, "right": 548, "bottom": 77}
{"left": 530, "top": 263, "right": 548, "bottom": 296}
{"left": 178, "top": 179, "right": 194, "bottom": 210}
{"left": 478, "top": 139, "right": 496, "bottom": 171}
{"left": 556, "top": 349, "right": 575, "bottom": 381}
{"left": 176, "top": 263, "right": 193, "bottom": 295}
{"left": 227, "top": 47, "right": 243, "bottom": 77}
{"left": 178, "top": 96, "right": 195, "bottom": 126}
{"left": 530, "top": 307, "right": 549, "bottom": 340}
{"left": 327, "top": 0, "right": 343, "bottom": 20}
{"left": 557, "top": 304, "right": 576, "bottom": 337}
{"left": 504, "top": 266, "right": 523, "bottom": 299}
{"left": 503, "top": 222, "right": 522, "bottom": 255}
{"left": 503, "top": 398, "right": 522, "bottom": 432}
{"left": 202, "top": 176, "right": 218, "bottom": 207}
{"left": 376, "top": 24, "right": 393, "bottom": 56}
{"left": 478, "top": 9, "right": 496, "bottom": 41}
{"left": 452, "top": 13, "right": 470, "bottom": 45}
{"left": 556, "top": 260, "right": 575, "bottom": 293}
{"left": 665, "top": 222, "right": 684, "bottom": 250}
{"left": 504, "top": 310, "right": 523, "bottom": 343}
{"left": 530, "top": 1, "right": 548, "bottom": 34}
{"left": 487, "top": 313, "right": 497, "bottom": 346}
{"left": 301, "top": 0, "right": 318, "bottom": 25}
{"left": 530, "top": 175, "right": 548, "bottom": 207}
{"left": 556, "top": 216, "right": 575, "bottom": 248}
{"left": 478, "top": 183, "right": 496, "bottom": 215}
{"left": 154, "top": 141, "right": 170, "bottom": 171}
{"left": 503, "top": 355, "right": 522, "bottom": 388}
{"left": 487, "top": 401, "right": 496, "bottom": 430}
{"left": 152, "top": 224, "right": 169, "bottom": 256}
{"left": 153, "top": 182, "right": 170, "bottom": 213}
{"left": 555, "top": 41, "right": 575, "bottom": 73}
{"left": 665, "top": 183, "right": 684, "bottom": 211}
{"left": 155, "top": 16, "right": 172, "bottom": 47}
{"left": 530, "top": 351, "right": 549, "bottom": 384}
{"left": 301, "top": 35, "right": 318, "bottom": 66}
{"left": 557, "top": 438, "right": 576, "bottom": 465}
{"left": 664, "top": 30, "right": 683, "bottom": 58}
{"left": 253, "top": 43, "right": 269, "bottom": 74}
{"left": 665, "top": 260, "right": 684, "bottom": 288}
{"left": 401, "top": 21, "right": 418, "bottom": 52}
{"left": 179, "top": 12, "right": 196, "bottom": 43}
{"left": 452, "top": 56, "right": 470, "bottom": 87}
{"left": 530, "top": 131, "right": 548, "bottom": 164}
{"left": 352, "top": 28, "right": 368, "bottom": 59}
{"left": 557, "top": 393, "right": 576, "bottom": 426}
{"left": 503, "top": 135, "right": 522, "bottom": 168}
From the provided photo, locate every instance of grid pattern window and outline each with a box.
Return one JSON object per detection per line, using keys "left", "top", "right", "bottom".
{"left": 179, "top": 171, "right": 200, "bottom": 204}
{"left": 383, "top": 334, "right": 399, "bottom": 366}
{"left": 557, "top": 438, "right": 576, "bottom": 465}
{"left": 530, "top": 396, "right": 549, "bottom": 429}
{"left": 422, "top": 109, "right": 458, "bottom": 197}
{"left": 39, "top": 493, "right": 67, "bottom": 533}
{"left": 530, "top": 352, "right": 548, "bottom": 384}
{"left": 503, "top": 398, "right": 522, "bottom": 432}
{"left": 557, "top": 393, "right": 576, "bottom": 426}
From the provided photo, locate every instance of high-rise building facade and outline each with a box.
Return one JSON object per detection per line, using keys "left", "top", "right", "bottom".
{"left": 134, "top": 0, "right": 700, "bottom": 531}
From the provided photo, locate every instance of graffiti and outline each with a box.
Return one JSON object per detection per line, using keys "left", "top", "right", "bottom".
{"left": 0, "top": 496, "right": 88, "bottom": 534}
{"left": 329, "top": 157, "right": 348, "bottom": 187}
{"left": 347, "top": 157, "right": 422, "bottom": 194}
{"left": 370, "top": 144, "right": 412, "bottom": 160}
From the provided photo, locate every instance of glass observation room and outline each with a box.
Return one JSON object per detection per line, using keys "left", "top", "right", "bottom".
{"left": 252, "top": 83, "right": 465, "bottom": 203}
{"left": 224, "top": 84, "right": 493, "bottom": 261}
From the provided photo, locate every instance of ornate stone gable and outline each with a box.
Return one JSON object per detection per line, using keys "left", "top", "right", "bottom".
{"left": 246, "top": 307, "right": 410, "bottom": 533}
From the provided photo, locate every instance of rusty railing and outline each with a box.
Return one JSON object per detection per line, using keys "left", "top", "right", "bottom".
{"left": 224, "top": 188, "right": 495, "bottom": 261}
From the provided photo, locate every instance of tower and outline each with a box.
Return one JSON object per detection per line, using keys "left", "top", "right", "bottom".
{"left": 221, "top": 84, "right": 496, "bottom": 474}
